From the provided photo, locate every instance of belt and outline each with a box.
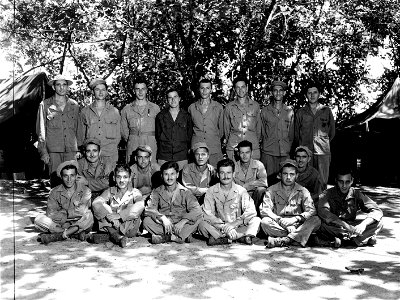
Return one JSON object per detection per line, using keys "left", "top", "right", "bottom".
{"left": 129, "top": 131, "right": 155, "bottom": 136}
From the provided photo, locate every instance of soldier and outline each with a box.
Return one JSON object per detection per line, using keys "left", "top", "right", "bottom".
{"left": 155, "top": 87, "right": 193, "bottom": 170}
{"left": 233, "top": 140, "right": 268, "bottom": 217}
{"left": 34, "top": 160, "right": 93, "bottom": 244}
{"left": 36, "top": 74, "right": 80, "bottom": 187}
{"left": 92, "top": 164, "right": 144, "bottom": 248}
{"left": 130, "top": 144, "right": 161, "bottom": 200}
{"left": 294, "top": 82, "right": 335, "bottom": 185}
{"left": 260, "top": 159, "right": 321, "bottom": 248}
{"left": 78, "top": 78, "right": 121, "bottom": 167}
{"left": 223, "top": 76, "right": 262, "bottom": 161}
{"left": 317, "top": 166, "right": 383, "bottom": 247}
{"left": 294, "top": 145, "right": 325, "bottom": 205}
{"left": 121, "top": 77, "right": 160, "bottom": 164}
{"left": 260, "top": 80, "right": 294, "bottom": 185}
{"left": 77, "top": 137, "right": 113, "bottom": 200}
{"left": 199, "top": 158, "right": 261, "bottom": 246}
{"left": 181, "top": 142, "right": 218, "bottom": 205}
{"left": 188, "top": 78, "right": 224, "bottom": 167}
{"left": 143, "top": 161, "right": 202, "bottom": 244}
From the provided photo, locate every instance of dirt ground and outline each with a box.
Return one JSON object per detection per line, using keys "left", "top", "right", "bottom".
{"left": 1, "top": 179, "right": 399, "bottom": 300}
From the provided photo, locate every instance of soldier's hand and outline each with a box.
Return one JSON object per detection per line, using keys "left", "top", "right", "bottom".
{"left": 161, "top": 216, "right": 173, "bottom": 234}
{"left": 279, "top": 217, "right": 297, "bottom": 228}
{"left": 222, "top": 223, "right": 235, "bottom": 234}
{"left": 75, "top": 152, "right": 83, "bottom": 160}
{"left": 353, "top": 223, "right": 367, "bottom": 236}
{"left": 106, "top": 213, "right": 121, "bottom": 222}
{"left": 226, "top": 228, "right": 238, "bottom": 240}
{"left": 173, "top": 219, "right": 188, "bottom": 236}
{"left": 42, "top": 154, "right": 50, "bottom": 165}
{"left": 111, "top": 219, "right": 121, "bottom": 228}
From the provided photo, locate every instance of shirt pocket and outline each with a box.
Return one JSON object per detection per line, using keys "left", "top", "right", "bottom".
{"left": 319, "top": 117, "right": 329, "bottom": 136}
{"left": 47, "top": 110, "right": 62, "bottom": 129}
{"left": 105, "top": 116, "right": 118, "bottom": 139}
{"left": 245, "top": 110, "right": 257, "bottom": 130}
{"left": 127, "top": 115, "right": 140, "bottom": 130}
{"left": 66, "top": 111, "right": 77, "bottom": 129}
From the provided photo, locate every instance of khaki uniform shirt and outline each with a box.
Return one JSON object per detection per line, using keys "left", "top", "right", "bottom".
{"left": 93, "top": 186, "right": 143, "bottom": 221}
{"left": 223, "top": 97, "right": 262, "bottom": 151}
{"left": 78, "top": 156, "right": 113, "bottom": 193}
{"left": 188, "top": 100, "right": 224, "bottom": 154}
{"left": 36, "top": 96, "right": 79, "bottom": 157}
{"left": 234, "top": 159, "right": 268, "bottom": 192}
{"left": 318, "top": 186, "right": 383, "bottom": 224}
{"left": 261, "top": 103, "right": 294, "bottom": 156}
{"left": 121, "top": 101, "right": 160, "bottom": 162}
{"left": 130, "top": 163, "right": 161, "bottom": 197}
{"left": 145, "top": 183, "right": 202, "bottom": 224}
{"left": 78, "top": 102, "right": 121, "bottom": 158}
{"left": 294, "top": 103, "right": 335, "bottom": 155}
{"left": 202, "top": 183, "right": 257, "bottom": 225}
{"left": 46, "top": 183, "right": 91, "bottom": 223}
{"left": 182, "top": 163, "right": 218, "bottom": 197}
{"left": 260, "top": 182, "right": 316, "bottom": 220}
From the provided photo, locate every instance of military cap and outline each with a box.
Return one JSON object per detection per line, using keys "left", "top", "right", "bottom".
{"left": 48, "top": 74, "right": 73, "bottom": 86}
{"left": 56, "top": 160, "right": 79, "bottom": 178}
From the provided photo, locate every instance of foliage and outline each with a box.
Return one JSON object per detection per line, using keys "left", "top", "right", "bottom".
{"left": 1, "top": 0, "right": 399, "bottom": 123}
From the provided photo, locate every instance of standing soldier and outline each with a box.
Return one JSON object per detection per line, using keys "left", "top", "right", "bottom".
{"left": 155, "top": 87, "right": 193, "bottom": 170}
{"left": 223, "top": 76, "right": 262, "bottom": 161}
{"left": 260, "top": 80, "right": 294, "bottom": 185}
{"left": 78, "top": 78, "right": 121, "bottom": 167}
{"left": 188, "top": 78, "right": 224, "bottom": 167}
{"left": 36, "top": 74, "right": 80, "bottom": 187}
{"left": 294, "top": 82, "right": 335, "bottom": 186}
{"left": 121, "top": 77, "right": 160, "bottom": 164}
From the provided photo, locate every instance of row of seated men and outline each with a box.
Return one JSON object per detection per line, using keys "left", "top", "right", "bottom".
{"left": 34, "top": 137, "right": 383, "bottom": 249}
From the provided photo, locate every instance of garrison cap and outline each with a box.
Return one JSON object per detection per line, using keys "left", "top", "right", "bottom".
{"left": 279, "top": 158, "right": 298, "bottom": 171}
{"left": 295, "top": 145, "right": 312, "bottom": 157}
{"left": 83, "top": 137, "right": 101, "bottom": 149}
{"left": 57, "top": 160, "right": 79, "bottom": 178}
{"left": 192, "top": 142, "right": 209, "bottom": 153}
{"left": 89, "top": 78, "right": 107, "bottom": 89}
{"left": 135, "top": 145, "right": 152, "bottom": 155}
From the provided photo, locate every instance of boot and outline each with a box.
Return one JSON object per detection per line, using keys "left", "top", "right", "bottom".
{"left": 40, "top": 233, "right": 66, "bottom": 245}
{"left": 207, "top": 236, "right": 231, "bottom": 246}
{"left": 109, "top": 232, "right": 127, "bottom": 248}
{"left": 236, "top": 235, "right": 252, "bottom": 245}
{"left": 92, "top": 233, "right": 110, "bottom": 244}
{"left": 151, "top": 234, "right": 172, "bottom": 244}
{"left": 266, "top": 236, "right": 291, "bottom": 248}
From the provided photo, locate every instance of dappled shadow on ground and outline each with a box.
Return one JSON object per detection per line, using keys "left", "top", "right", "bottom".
{"left": 1, "top": 180, "right": 400, "bottom": 300}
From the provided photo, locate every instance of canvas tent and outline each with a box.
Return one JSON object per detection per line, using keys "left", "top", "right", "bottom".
{"left": 0, "top": 72, "right": 54, "bottom": 178}
{"left": 331, "top": 77, "right": 400, "bottom": 187}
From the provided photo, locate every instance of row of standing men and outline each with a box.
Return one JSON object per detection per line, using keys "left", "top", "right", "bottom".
{"left": 35, "top": 74, "right": 335, "bottom": 188}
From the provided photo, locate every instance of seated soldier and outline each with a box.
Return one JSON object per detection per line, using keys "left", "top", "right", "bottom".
{"left": 130, "top": 145, "right": 161, "bottom": 200}
{"left": 77, "top": 137, "right": 113, "bottom": 200}
{"left": 181, "top": 142, "right": 218, "bottom": 205}
{"left": 143, "top": 161, "right": 202, "bottom": 244}
{"left": 91, "top": 164, "right": 144, "bottom": 248}
{"left": 34, "top": 160, "right": 93, "bottom": 244}
{"left": 260, "top": 159, "right": 321, "bottom": 248}
{"left": 199, "top": 158, "right": 261, "bottom": 246}
{"left": 294, "top": 145, "right": 325, "bottom": 204}
{"left": 316, "top": 166, "right": 383, "bottom": 247}
{"left": 234, "top": 140, "right": 268, "bottom": 217}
